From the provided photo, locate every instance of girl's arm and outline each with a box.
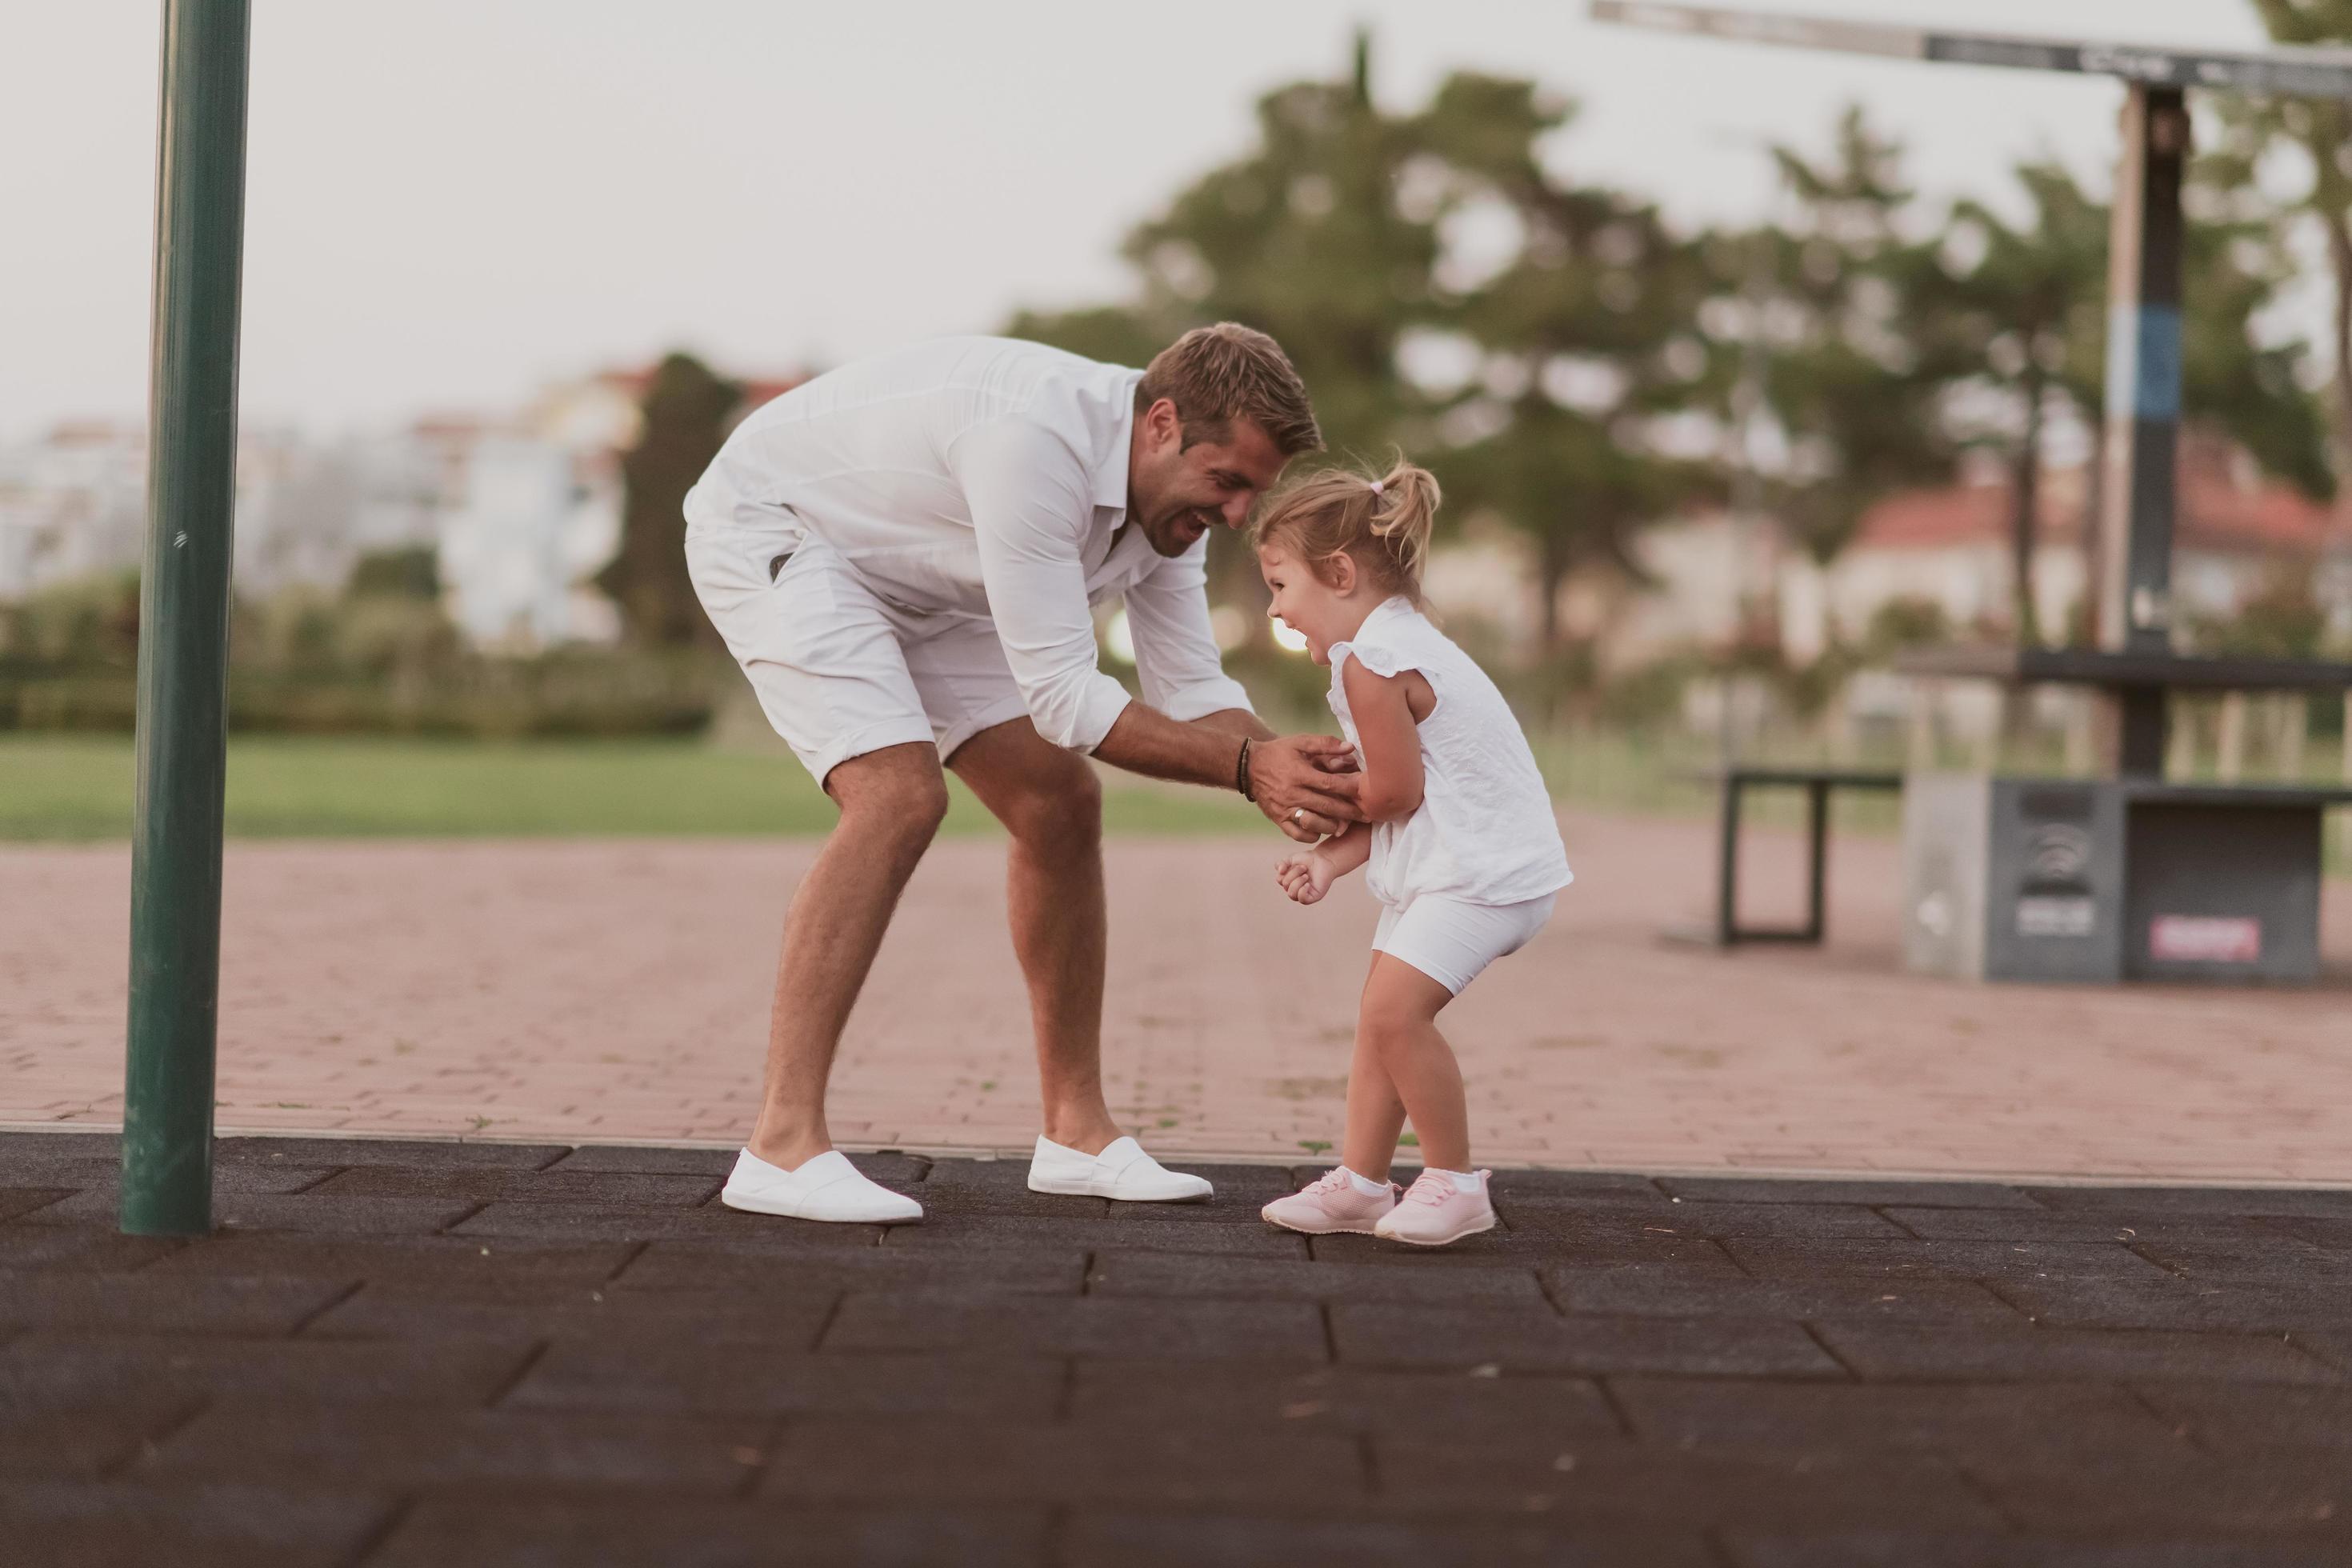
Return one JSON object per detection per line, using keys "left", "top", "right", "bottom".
{"left": 1277, "top": 821, "right": 1369, "bottom": 905}
{"left": 1339, "top": 657, "right": 1428, "bottom": 822}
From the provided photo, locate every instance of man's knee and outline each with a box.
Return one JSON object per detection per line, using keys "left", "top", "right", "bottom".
{"left": 829, "top": 744, "right": 951, "bottom": 854}
{"left": 1002, "top": 755, "right": 1102, "bottom": 852}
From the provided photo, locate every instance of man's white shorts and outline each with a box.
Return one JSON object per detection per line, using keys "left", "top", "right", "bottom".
{"left": 1372, "top": 892, "right": 1558, "bottom": 996}
{"left": 686, "top": 530, "right": 1031, "bottom": 784}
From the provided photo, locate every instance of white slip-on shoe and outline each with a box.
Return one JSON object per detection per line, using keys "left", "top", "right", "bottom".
{"left": 720, "top": 1149, "right": 922, "bottom": 1224}
{"left": 1027, "top": 1134, "right": 1213, "bottom": 1202}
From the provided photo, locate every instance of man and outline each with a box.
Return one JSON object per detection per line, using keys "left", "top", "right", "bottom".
{"left": 685, "top": 324, "right": 1360, "bottom": 1222}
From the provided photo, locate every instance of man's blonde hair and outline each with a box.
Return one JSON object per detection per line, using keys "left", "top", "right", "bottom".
{"left": 1135, "top": 323, "right": 1322, "bottom": 457}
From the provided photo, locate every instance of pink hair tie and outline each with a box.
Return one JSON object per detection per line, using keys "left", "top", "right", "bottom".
{"left": 1367, "top": 480, "right": 1384, "bottom": 495}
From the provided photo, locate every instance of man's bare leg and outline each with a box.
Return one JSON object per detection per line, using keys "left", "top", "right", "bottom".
{"left": 948, "top": 718, "right": 1122, "bottom": 1154}
{"left": 747, "top": 742, "right": 948, "bottom": 1170}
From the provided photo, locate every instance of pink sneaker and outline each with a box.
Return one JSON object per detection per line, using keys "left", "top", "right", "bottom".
{"left": 1374, "top": 1170, "right": 1496, "bottom": 1246}
{"left": 1262, "top": 1168, "right": 1398, "bottom": 1235}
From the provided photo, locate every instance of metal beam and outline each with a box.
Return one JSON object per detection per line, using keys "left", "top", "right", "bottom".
{"left": 121, "top": 0, "right": 253, "bottom": 1238}
{"left": 1589, "top": 2, "right": 2352, "bottom": 101}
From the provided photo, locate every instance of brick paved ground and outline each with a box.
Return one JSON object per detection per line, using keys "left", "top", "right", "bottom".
{"left": 6, "top": 812, "right": 2352, "bottom": 1181}
{"left": 4, "top": 1130, "right": 2350, "bottom": 1566}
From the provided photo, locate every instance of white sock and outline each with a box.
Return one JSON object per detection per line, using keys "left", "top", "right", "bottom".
{"left": 1434, "top": 1167, "right": 1483, "bottom": 1194}
{"left": 1339, "top": 1166, "right": 1390, "bottom": 1198}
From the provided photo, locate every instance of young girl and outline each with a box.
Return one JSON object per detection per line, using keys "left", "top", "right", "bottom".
{"left": 1255, "top": 459, "right": 1571, "bottom": 1246}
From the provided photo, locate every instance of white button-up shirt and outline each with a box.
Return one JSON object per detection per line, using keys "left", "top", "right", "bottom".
{"left": 682, "top": 337, "right": 1253, "bottom": 752}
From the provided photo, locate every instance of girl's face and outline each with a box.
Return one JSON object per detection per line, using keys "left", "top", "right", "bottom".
{"left": 1257, "top": 542, "right": 1367, "bottom": 666}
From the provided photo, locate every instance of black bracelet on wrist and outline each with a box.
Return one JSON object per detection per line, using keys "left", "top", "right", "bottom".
{"left": 1236, "top": 736, "right": 1255, "bottom": 801}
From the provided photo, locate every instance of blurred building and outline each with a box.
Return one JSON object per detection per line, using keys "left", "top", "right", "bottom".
{"left": 0, "top": 361, "right": 806, "bottom": 652}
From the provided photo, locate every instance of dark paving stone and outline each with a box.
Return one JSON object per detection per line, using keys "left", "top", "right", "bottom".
{"left": 1366, "top": 1443, "right": 2002, "bottom": 1530}
{"left": 0, "top": 1332, "right": 535, "bottom": 1410}
{"left": 214, "top": 1135, "right": 566, "bottom": 1169}
{"left": 2285, "top": 1333, "right": 2352, "bottom": 1375}
{"left": 611, "top": 1240, "right": 1086, "bottom": 1295}
{"left": 826, "top": 1292, "right": 1328, "bottom": 1361}
{"left": 22, "top": 1189, "right": 478, "bottom": 1235}
{"left": 1661, "top": 1176, "right": 2043, "bottom": 1210}
{"left": 1966, "top": 1450, "right": 2352, "bottom": 1536}
{"left": 0, "top": 1227, "right": 186, "bottom": 1272}
{"left": 904, "top": 1164, "right": 1110, "bottom": 1219}
{"left": 1311, "top": 1226, "right": 1734, "bottom": 1268}
{"left": 538, "top": 1143, "right": 739, "bottom": 1176}
{"left": 758, "top": 1418, "right": 1366, "bottom": 1506}
{"left": 2026, "top": 1186, "right": 2352, "bottom": 1219}
{"left": 1814, "top": 1321, "right": 2342, "bottom": 1384}
{"left": 1726, "top": 1237, "right": 2178, "bottom": 1284}
{"left": 368, "top": 1498, "right": 1047, "bottom": 1568}
{"left": 0, "top": 1159, "right": 334, "bottom": 1197}
{"left": 1724, "top": 1532, "right": 2350, "bottom": 1566}
{"left": 1885, "top": 1206, "right": 2277, "bottom": 1246}
{"left": 1995, "top": 1274, "right": 2352, "bottom": 1333}
{"left": 2259, "top": 1216, "right": 2352, "bottom": 1253}
{"left": 1551, "top": 1271, "right": 2024, "bottom": 1323}
{"left": 450, "top": 1201, "right": 889, "bottom": 1247}
{"left": 1063, "top": 1510, "right": 1717, "bottom": 1568}
{"left": 1068, "top": 1360, "right": 1626, "bottom": 1441}
{"left": 0, "top": 1396, "right": 199, "bottom": 1479}
{"left": 0, "top": 1478, "right": 391, "bottom": 1568}
{"left": 1506, "top": 1198, "right": 1908, "bottom": 1242}
{"left": 144, "top": 1402, "right": 767, "bottom": 1494}
{"left": 309, "top": 1166, "right": 722, "bottom": 1206}
{"left": 1331, "top": 1303, "right": 1842, "bottom": 1376}
{"left": 303, "top": 1278, "right": 838, "bottom": 1345}
{"left": 0, "top": 1274, "right": 346, "bottom": 1335}
{"left": 1481, "top": 1168, "right": 1670, "bottom": 1200}
{"left": 1613, "top": 1378, "right": 2194, "bottom": 1466}
{"left": 0, "top": 1187, "right": 70, "bottom": 1220}
{"left": 142, "top": 1232, "right": 635, "bottom": 1283}
{"left": 880, "top": 1214, "right": 1306, "bottom": 1257}
{"left": 2138, "top": 1383, "right": 2352, "bottom": 1454}
{"left": 0, "top": 1131, "right": 120, "bottom": 1166}
{"left": 2136, "top": 1237, "right": 2352, "bottom": 1284}
{"left": 510, "top": 1344, "right": 1063, "bottom": 1418}
{"left": 1087, "top": 1250, "right": 1546, "bottom": 1305}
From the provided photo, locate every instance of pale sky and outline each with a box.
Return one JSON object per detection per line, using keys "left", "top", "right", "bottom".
{"left": 0, "top": 1, "right": 2274, "bottom": 442}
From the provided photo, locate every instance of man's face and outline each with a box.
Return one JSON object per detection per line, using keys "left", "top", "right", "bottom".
{"left": 1127, "top": 398, "right": 1289, "bottom": 558}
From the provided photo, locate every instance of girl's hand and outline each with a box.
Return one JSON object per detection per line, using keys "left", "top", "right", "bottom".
{"left": 1275, "top": 850, "right": 1336, "bottom": 906}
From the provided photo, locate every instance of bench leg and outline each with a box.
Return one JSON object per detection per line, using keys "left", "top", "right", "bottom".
{"left": 1804, "top": 780, "right": 1830, "bottom": 944}
{"left": 1717, "top": 778, "right": 1741, "bottom": 946}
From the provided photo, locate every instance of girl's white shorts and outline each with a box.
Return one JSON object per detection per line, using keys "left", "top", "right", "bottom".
{"left": 1372, "top": 892, "right": 1558, "bottom": 996}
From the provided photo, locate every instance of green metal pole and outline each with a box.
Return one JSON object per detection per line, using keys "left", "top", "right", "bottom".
{"left": 121, "top": 0, "right": 252, "bottom": 1237}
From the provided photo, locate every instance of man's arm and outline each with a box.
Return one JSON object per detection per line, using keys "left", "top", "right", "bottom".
{"left": 1091, "top": 706, "right": 1358, "bottom": 842}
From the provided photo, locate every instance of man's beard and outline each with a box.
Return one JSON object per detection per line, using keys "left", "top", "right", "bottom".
{"left": 1144, "top": 505, "right": 1217, "bottom": 558}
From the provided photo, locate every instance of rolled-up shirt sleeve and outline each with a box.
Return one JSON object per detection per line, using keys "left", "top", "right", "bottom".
{"left": 1125, "top": 538, "right": 1254, "bottom": 722}
{"left": 949, "top": 418, "right": 1134, "bottom": 752}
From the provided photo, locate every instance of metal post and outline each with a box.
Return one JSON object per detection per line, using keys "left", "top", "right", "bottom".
{"left": 2096, "top": 84, "right": 2187, "bottom": 778}
{"left": 1803, "top": 779, "right": 1830, "bottom": 942}
{"left": 1715, "top": 775, "right": 1742, "bottom": 946}
{"left": 121, "top": 0, "right": 252, "bottom": 1237}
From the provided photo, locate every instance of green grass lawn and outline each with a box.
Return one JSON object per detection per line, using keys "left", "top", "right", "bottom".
{"left": 0, "top": 735, "right": 1263, "bottom": 840}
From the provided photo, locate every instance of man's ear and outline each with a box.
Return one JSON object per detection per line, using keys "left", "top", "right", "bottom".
{"left": 1142, "top": 397, "right": 1183, "bottom": 453}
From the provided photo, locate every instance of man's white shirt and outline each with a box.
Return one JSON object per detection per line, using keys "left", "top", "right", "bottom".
{"left": 683, "top": 337, "right": 1252, "bottom": 752}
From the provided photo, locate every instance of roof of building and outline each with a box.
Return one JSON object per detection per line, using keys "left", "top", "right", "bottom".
{"left": 1852, "top": 437, "right": 2340, "bottom": 559}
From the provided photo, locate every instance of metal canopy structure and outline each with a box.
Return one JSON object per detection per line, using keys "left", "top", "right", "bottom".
{"left": 1595, "top": 2, "right": 2352, "bottom": 985}
{"left": 1589, "top": 2, "right": 2352, "bottom": 99}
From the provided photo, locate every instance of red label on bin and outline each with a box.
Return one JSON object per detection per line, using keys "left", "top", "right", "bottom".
{"left": 2149, "top": 915, "right": 2261, "bottom": 964}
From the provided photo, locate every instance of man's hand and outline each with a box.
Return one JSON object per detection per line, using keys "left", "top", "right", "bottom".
{"left": 1250, "top": 734, "right": 1364, "bottom": 843}
{"left": 1274, "top": 849, "right": 1338, "bottom": 906}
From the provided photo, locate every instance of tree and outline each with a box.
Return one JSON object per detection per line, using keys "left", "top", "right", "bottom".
{"left": 1739, "top": 109, "right": 1959, "bottom": 573}
{"left": 597, "top": 353, "right": 740, "bottom": 647}
{"left": 1410, "top": 73, "right": 1720, "bottom": 650}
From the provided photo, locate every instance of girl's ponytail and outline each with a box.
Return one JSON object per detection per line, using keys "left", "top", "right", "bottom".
{"left": 1367, "top": 457, "right": 1440, "bottom": 590}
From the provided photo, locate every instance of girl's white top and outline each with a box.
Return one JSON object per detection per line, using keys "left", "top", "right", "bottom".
{"left": 1326, "top": 597, "right": 1573, "bottom": 909}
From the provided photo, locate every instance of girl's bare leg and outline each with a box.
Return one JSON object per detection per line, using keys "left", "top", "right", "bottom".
{"left": 1358, "top": 954, "right": 1467, "bottom": 1173}
{"left": 1339, "top": 954, "right": 1410, "bottom": 1180}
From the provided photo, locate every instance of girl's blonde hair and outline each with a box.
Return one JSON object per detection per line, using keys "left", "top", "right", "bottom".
{"left": 1250, "top": 454, "right": 1441, "bottom": 605}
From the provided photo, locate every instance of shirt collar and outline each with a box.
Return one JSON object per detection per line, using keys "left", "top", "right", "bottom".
{"left": 1091, "top": 371, "right": 1143, "bottom": 511}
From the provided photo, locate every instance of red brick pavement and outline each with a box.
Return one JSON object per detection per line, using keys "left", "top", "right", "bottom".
{"left": 6, "top": 812, "right": 2350, "bottom": 1181}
